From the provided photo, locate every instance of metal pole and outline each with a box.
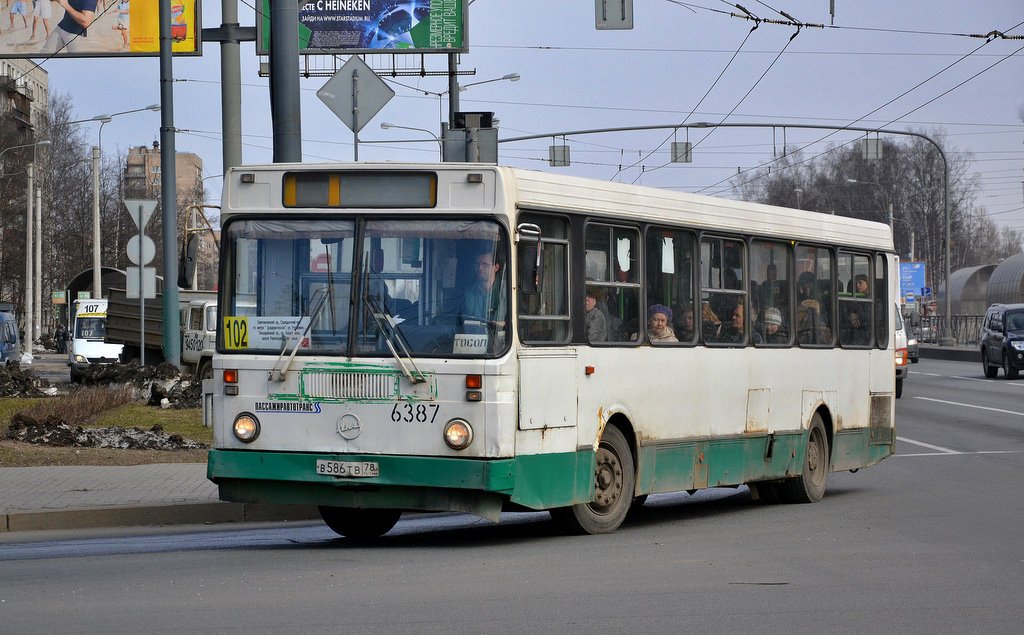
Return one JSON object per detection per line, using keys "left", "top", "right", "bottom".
{"left": 91, "top": 146, "right": 101, "bottom": 299}
{"left": 220, "top": 0, "right": 242, "bottom": 172}
{"left": 159, "top": 0, "right": 181, "bottom": 367}
{"left": 447, "top": 53, "right": 459, "bottom": 125}
{"left": 270, "top": 0, "right": 302, "bottom": 162}
{"left": 138, "top": 203, "right": 145, "bottom": 367}
{"left": 24, "top": 164, "right": 33, "bottom": 355}
{"left": 34, "top": 187, "right": 41, "bottom": 342}
{"left": 352, "top": 68, "right": 359, "bottom": 161}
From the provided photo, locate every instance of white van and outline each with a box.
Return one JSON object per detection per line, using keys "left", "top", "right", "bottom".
{"left": 894, "top": 305, "right": 908, "bottom": 399}
{"left": 69, "top": 299, "right": 124, "bottom": 383}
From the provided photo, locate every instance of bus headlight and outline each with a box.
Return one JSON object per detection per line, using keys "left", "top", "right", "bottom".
{"left": 73, "top": 354, "right": 87, "bottom": 363}
{"left": 233, "top": 413, "right": 260, "bottom": 443}
{"left": 444, "top": 419, "right": 473, "bottom": 450}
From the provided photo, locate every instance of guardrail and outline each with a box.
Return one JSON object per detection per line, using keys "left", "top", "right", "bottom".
{"left": 916, "top": 315, "right": 983, "bottom": 347}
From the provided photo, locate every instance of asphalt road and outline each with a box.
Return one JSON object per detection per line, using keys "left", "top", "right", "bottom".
{"left": 1, "top": 358, "right": 1021, "bottom": 634}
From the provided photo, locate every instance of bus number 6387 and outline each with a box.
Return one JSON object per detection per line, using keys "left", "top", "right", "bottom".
{"left": 391, "top": 403, "right": 440, "bottom": 423}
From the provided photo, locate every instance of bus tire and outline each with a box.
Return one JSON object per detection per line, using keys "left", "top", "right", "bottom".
{"left": 550, "top": 425, "right": 635, "bottom": 535}
{"left": 778, "top": 414, "right": 829, "bottom": 504}
{"left": 895, "top": 377, "right": 903, "bottom": 399}
{"left": 197, "top": 359, "right": 213, "bottom": 381}
{"left": 318, "top": 507, "right": 402, "bottom": 539}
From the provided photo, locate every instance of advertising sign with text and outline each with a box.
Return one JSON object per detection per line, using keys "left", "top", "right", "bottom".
{"left": 0, "top": 1, "right": 200, "bottom": 59}
{"left": 257, "top": 0, "right": 466, "bottom": 55}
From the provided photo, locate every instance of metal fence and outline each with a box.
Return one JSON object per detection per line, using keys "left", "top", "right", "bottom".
{"left": 917, "top": 315, "right": 984, "bottom": 347}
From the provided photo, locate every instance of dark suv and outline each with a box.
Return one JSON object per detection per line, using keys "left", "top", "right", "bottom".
{"left": 980, "top": 303, "right": 1024, "bottom": 379}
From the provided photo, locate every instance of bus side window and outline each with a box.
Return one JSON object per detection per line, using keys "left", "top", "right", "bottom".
{"left": 645, "top": 227, "right": 696, "bottom": 344}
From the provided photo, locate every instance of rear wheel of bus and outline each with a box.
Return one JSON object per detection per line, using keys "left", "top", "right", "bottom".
{"left": 318, "top": 507, "right": 402, "bottom": 539}
{"left": 778, "top": 414, "right": 829, "bottom": 503}
{"left": 550, "top": 425, "right": 635, "bottom": 535}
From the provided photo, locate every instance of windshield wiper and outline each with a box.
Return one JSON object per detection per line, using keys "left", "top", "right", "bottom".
{"left": 363, "top": 269, "right": 426, "bottom": 384}
{"left": 269, "top": 286, "right": 331, "bottom": 382}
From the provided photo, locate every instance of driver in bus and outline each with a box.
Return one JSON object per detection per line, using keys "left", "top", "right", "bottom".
{"left": 461, "top": 251, "right": 507, "bottom": 331}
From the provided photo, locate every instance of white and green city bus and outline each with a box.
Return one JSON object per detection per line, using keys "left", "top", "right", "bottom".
{"left": 206, "top": 163, "right": 896, "bottom": 537}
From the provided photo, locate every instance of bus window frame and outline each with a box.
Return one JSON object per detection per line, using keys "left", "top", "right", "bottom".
{"left": 699, "top": 232, "right": 749, "bottom": 347}
{"left": 643, "top": 225, "right": 698, "bottom": 347}
{"left": 584, "top": 220, "right": 643, "bottom": 345}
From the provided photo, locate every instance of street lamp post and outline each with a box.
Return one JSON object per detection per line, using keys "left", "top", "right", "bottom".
{"left": 80, "top": 104, "right": 160, "bottom": 299}
{"left": 0, "top": 139, "right": 51, "bottom": 354}
{"left": 379, "top": 122, "right": 443, "bottom": 160}
{"left": 446, "top": 72, "right": 520, "bottom": 124}
{"left": 846, "top": 178, "right": 893, "bottom": 230}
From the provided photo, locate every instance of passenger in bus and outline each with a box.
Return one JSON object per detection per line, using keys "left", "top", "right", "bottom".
{"left": 584, "top": 290, "right": 608, "bottom": 342}
{"left": 842, "top": 308, "right": 871, "bottom": 345}
{"left": 645, "top": 304, "right": 677, "bottom": 343}
{"left": 762, "top": 307, "right": 788, "bottom": 344}
{"left": 701, "top": 302, "right": 721, "bottom": 340}
{"left": 718, "top": 301, "right": 761, "bottom": 344}
{"left": 759, "top": 263, "right": 784, "bottom": 309}
{"left": 853, "top": 274, "right": 870, "bottom": 297}
{"left": 797, "top": 271, "right": 816, "bottom": 304}
{"left": 674, "top": 303, "right": 695, "bottom": 341}
{"left": 461, "top": 251, "right": 507, "bottom": 329}
{"left": 796, "top": 299, "right": 832, "bottom": 345}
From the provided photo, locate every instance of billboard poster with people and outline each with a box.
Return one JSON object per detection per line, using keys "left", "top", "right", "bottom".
{"left": 0, "top": 1, "right": 200, "bottom": 59}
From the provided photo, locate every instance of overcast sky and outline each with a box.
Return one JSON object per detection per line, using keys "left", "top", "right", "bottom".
{"left": 34, "top": 1, "right": 1024, "bottom": 232}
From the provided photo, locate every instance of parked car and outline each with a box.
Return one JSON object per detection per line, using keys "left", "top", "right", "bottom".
{"left": 895, "top": 307, "right": 908, "bottom": 398}
{"left": 980, "top": 303, "right": 1024, "bottom": 379}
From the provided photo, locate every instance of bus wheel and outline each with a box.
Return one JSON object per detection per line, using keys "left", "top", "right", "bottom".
{"left": 197, "top": 360, "right": 213, "bottom": 381}
{"left": 778, "top": 414, "right": 829, "bottom": 504}
{"left": 551, "top": 426, "right": 635, "bottom": 535}
{"left": 318, "top": 507, "right": 402, "bottom": 539}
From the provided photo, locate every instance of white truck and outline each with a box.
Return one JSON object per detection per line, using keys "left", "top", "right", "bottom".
{"left": 180, "top": 298, "right": 217, "bottom": 379}
{"left": 68, "top": 299, "right": 124, "bottom": 383}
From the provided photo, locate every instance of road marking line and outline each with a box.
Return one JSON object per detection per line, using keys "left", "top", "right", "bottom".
{"left": 896, "top": 450, "right": 1024, "bottom": 457}
{"left": 950, "top": 375, "right": 1024, "bottom": 388}
{"left": 913, "top": 396, "right": 1024, "bottom": 417}
{"left": 897, "top": 436, "right": 958, "bottom": 454}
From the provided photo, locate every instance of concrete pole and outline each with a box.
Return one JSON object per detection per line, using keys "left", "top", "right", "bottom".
{"left": 92, "top": 145, "right": 101, "bottom": 299}
{"left": 221, "top": 0, "right": 242, "bottom": 171}
{"left": 24, "top": 164, "right": 33, "bottom": 355}
{"left": 34, "top": 187, "right": 42, "bottom": 341}
{"left": 159, "top": 0, "right": 181, "bottom": 366}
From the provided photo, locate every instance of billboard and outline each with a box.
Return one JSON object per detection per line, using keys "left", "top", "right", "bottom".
{"left": 0, "top": 1, "right": 200, "bottom": 59}
{"left": 257, "top": 0, "right": 467, "bottom": 55}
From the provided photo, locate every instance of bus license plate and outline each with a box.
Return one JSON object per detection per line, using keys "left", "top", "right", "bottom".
{"left": 315, "top": 460, "right": 379, "bottom": 478}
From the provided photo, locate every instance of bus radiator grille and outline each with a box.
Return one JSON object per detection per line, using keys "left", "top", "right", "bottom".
{"left": 302, "top": 372, "right": 396, "bottom": 400}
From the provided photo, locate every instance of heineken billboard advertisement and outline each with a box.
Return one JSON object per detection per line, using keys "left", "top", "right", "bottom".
{"left": 258, "top": 0, "right": 467, "bottom": 55}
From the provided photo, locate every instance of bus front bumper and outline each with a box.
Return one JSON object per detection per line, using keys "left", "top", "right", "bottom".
{"left": 207, "top": 449, "right": 589, "bottom": 522}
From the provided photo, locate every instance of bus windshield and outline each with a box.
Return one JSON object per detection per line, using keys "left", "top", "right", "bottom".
{"left": 221, "top": 217, "right": 509, "bottom": 358}
{"left": 75, "top": 317, "right": 106, "bottom": 340}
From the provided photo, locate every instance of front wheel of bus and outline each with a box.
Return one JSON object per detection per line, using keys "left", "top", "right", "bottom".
{"left": 778, "top": 415, "right": 829, "bottom": 504}
{"left": 318, "top": 507, "right": 402, "bottom": 540}
{"left": 550, "top": 426, "right": 635, "bottom": 535}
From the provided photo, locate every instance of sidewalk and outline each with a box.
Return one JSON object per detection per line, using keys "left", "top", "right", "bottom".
{"left": 0, "top": 462, "right": 318, "bottom": 533}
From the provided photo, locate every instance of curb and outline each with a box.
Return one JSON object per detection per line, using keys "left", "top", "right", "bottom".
{"left": 2, "top": 502, "right": 321, "bottom": 533}
{"left": 918, "top": 345, "right": 975, "bottom": 363}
